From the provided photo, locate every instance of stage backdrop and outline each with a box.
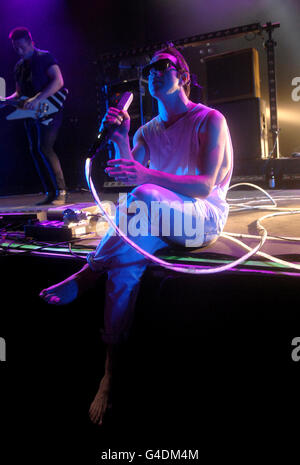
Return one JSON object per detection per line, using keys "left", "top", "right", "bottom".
{"left": 0, "top": 0, "right": 299, "bottom": 195}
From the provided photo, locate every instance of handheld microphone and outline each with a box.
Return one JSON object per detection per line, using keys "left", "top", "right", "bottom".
{"left": 90, "top": 91, "right": 133, "bottom": 156}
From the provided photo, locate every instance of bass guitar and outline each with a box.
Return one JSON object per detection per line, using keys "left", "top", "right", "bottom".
{"left": 0, "top": 87, "right": 68, "bottom": 125}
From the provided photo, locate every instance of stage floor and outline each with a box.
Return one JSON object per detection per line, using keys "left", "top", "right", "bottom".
{"left": 1, "top": 187, "right": 300, "bottom": 277}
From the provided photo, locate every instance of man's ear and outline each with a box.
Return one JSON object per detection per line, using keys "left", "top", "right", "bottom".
{"left": 179, "top": 71, "right": 190, "bottom": 86}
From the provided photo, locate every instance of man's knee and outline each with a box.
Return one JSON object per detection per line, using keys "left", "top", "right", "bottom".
{"left": 131, "top": 184, "right": 162, "bottom": 204}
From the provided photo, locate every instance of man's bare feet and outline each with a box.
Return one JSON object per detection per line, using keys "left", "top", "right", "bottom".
{"left": 89, "top": 374, "right": 112, "bottom": 426}
{"left": 39, "top": 263, "right": 101, "bottom": 305}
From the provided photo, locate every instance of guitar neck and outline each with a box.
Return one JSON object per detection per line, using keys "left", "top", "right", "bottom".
{"left": 0, "top": 98, "right": 23, "bottom": 108}
{"left": 2, "top": 88, "right": 68, "bottom": 106}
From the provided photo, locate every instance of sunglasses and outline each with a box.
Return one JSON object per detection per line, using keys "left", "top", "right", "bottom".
{"left": 142, "top": 59, "right": 179, "bottom": 79}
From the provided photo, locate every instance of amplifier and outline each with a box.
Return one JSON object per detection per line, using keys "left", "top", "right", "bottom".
{"left": 204, "top": 48, "right": 261, "bottom": 104}
{"left": 213, "top": 97, "right": 268, "bottom": 161}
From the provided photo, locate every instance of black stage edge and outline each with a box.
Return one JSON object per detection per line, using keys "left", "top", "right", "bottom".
{"left": 1, "top": 253, "right": 299, "bottom": 462}
{"left": 232, "top": 157, "right": 300, "bottom": 185}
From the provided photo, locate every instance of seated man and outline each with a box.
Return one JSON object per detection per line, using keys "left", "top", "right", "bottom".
{"left": 40, "top": 46, "right": 233, "bottom": 425}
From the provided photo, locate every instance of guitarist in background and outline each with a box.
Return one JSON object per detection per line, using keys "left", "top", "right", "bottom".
{"left": 5, "top": 27, "right": 67, "bottom": 205}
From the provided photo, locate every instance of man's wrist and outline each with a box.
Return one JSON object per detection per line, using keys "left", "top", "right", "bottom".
{"left": 112, "top": 136, "right": 133, "bottom": 160}
{"left": 111, "top": 133, "right": 129, "bottom": 145}
{"left": 145, "top": 168, "right": 156, "bottom": 185}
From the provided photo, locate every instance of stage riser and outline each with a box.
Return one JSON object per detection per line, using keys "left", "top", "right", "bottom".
{"left": 232, "top": 157, "right": 300, "bottom": 182}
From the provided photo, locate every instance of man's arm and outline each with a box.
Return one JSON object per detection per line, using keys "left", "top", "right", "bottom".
{"left": 5, "top": 82, "right": 21, "bottom": 100}
{"left": 36, "top": 64, "right": 64, "bottom": 100}
{"left": 106, "top": 110, "right": 228, "bottom": 198}
{"left": 23, "top": 64, "right": 64, "bottom": 109}
{"left": 131, "top": 127, "right": 149, "bottom": 166}
{"left": 108, "top": 111, "right": 149, "bottom": 165}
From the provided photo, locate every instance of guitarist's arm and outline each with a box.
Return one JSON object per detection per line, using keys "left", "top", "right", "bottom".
{"left": 4, "top": 82, "right": 21, "bottom": 101}
{"left": 23, "top": 64, "right": 64, "bottom": 110}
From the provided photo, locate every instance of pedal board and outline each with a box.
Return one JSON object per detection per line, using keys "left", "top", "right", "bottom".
{"left": 24, "top": 220, "right": 89, "bottom": 242}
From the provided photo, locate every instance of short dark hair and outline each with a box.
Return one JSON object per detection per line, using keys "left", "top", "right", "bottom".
{"left": 153, "top": 45, "right": 191, "bottom": 97}
{"left": 9, "top": 27, "right": 33, "bottom": 42}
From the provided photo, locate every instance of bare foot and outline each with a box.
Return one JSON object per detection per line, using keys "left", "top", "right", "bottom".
{"left": 89, "top": 374, "right": 112, "bottom": 426}
{"left": 39, "top": 264, "right": 101, "bottom": 305}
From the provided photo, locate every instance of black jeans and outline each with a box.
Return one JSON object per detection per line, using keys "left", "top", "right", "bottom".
{"left": 24, "top": 110, "right": 66, "bottom": 193}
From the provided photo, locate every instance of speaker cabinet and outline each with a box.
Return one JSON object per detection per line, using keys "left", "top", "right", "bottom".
{"left": 204, "top": 48, "right": 261, "bottom": 104}
{"left": 213, "top": 98, "right": 268, "bottom": 162}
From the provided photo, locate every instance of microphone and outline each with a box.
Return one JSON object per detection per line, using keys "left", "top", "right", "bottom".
{"left": 90, "top": 91, "right": 134, "bottom": 156}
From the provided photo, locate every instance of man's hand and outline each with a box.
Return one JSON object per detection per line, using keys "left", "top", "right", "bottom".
{"left": 100, "top": 107, "right": 130, "bottom": 141}
{"left": 105, "top": 158, "right": 150, "bottom": 185}
{"left": 23, "top": 94, "right": 41, "bottom": 110}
